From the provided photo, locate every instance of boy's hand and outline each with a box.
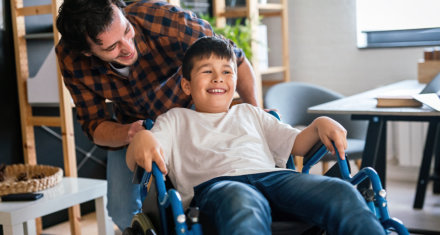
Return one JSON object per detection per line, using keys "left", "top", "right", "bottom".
{"left": 315, "top": 117, "right": 347, "bottom": 160}
{"left": 126, "top": 130, "right": 168, "bottom": 174}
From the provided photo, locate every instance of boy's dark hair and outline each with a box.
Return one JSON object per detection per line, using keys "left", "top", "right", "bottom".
{"left": 56, "top": 0, "right": 126, "bottom": 52}
{"left": 182, "top": 36, "right": 237, "bottom": 81}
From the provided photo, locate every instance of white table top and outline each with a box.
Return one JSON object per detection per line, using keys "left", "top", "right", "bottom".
{"left": 0, "top": 177, "right": 107, "bottom": 225}
{"left": 308, "top": 80, "right": 440, "bottom": 117}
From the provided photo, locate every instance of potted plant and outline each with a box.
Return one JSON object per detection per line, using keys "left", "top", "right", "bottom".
{"left": 199, "top": 14, "right": 255, "bottom": 61}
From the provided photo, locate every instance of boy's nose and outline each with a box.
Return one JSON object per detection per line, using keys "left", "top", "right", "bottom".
{"left": 212, "top": 74, "right": 223, "bottom": 83}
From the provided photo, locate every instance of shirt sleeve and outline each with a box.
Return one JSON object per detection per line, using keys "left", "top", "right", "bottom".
{"left": 150, "top": 112, "right": 174, "bottom": 166}
{"left": 250, "top": 105, "right": 301, "bottom": 167}
{"left": 55, "top": 42, "right": 113, "bottom": 141}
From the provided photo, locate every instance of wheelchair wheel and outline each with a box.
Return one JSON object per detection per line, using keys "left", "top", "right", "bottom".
{"left": 123, "top": 213, "right": 157, "bottom": 235}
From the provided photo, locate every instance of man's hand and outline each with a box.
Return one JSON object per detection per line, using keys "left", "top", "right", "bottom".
{"left": 125, "top": 130, "right": 168, "bottom": 174}
{"left": 127, "top": 120, "right": 145, "bottom": 142}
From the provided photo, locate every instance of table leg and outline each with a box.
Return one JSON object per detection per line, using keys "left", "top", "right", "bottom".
{"left": 433, "top": 123, "right": 440, "bottom": 194}
{"left": 413, "top": 120, "right": 439, "bottom": 209}
{"left": 373, "top": 122, "right": 387, "bottom": 189}
{"left": 95, "top": 196, "right": 114, "bottom": 235}
{"left": 3, "top": 223, "right": 24, "bottom": 235}
{"left": 358, "top": 116, "right": 385, "bottom": 190}
{"left": 23, "top": 219, "right": 36, "bottom": 235}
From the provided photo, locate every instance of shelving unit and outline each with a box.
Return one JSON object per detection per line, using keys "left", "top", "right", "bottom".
{"left": 213, "top": 0, "right": 290, "bottom": 105}
{"left": 10, "top": 0, "right": 80, "bottom": 233}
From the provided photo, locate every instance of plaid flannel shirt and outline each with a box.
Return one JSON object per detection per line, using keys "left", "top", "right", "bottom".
{"left": 56, "top": 1, "right": 244, "bottom": 141}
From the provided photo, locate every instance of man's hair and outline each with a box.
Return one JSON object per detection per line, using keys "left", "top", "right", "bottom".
{"left": 182, "top": 36, "right": 237, "bottom": 81}
{"left": 56, "top": 0, "right": 126, "bottom": 52}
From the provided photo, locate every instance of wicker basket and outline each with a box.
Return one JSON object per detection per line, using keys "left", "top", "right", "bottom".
{"left": 0, "top": 164, "right": 63, "bottom": 196}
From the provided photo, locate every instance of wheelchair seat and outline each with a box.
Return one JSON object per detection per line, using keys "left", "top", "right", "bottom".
{"left": 131, "top": 169, "right": 325, "bottom": 235}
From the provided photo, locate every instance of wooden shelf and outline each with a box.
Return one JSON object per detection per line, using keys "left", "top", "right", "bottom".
{"left": 11, "top": 0, "right": 82, "bottom": 233}
{"left": 17, "top": 4, "right": 52, "bottom": 16}
{"left": 260, "top": 66, "right": 286, "bottom": 75}
{"left": 222, "top": 4, "right": 282, "bottom": 18}
{"left": 262, "top": 79, "right": 285, "bottom": 86}
{"left": 24, "top": 32, "right": 54, "bottom": 40}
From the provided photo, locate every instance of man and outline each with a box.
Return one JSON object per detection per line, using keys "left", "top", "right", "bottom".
{"left": 55, "top": 0, "right": 258, "bottom": 230}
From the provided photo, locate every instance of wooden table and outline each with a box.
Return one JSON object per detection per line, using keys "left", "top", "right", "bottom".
{"left": 0, "top": 177, "right": 114, "bottom": 235}
{"left": 308, "top": 80, "right": 440, "bottom": 209}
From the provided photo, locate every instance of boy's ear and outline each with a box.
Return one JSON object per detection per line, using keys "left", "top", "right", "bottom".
{"left": 181, "top": 77, "right": 191, "bottom": 96}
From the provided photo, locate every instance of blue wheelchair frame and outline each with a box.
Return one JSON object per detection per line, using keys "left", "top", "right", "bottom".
{"left": 134, "top": 114, "right": 409, "bottom": 235}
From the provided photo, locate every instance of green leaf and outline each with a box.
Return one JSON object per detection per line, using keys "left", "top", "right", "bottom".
{"left": 198, "top": 14, "right": 259, "bottom": 61}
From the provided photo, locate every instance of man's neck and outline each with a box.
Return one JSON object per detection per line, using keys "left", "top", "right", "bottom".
{"left": 110, "top": 62, "right": 127, "bottom": 69}
{"left": 109, "top": 62, "right": 130, "bottom": 77}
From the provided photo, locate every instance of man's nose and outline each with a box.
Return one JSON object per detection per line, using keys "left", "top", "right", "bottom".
{"left": 120, "top": 37, "right": 133, "bottom": 54}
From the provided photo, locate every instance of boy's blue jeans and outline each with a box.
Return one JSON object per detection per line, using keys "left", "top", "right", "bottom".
{"left": 192, "top": 170, "right": 386, "bottom": 235}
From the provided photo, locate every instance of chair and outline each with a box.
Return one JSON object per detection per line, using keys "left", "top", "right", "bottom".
{"left": 124, "top": 144, "right": 409, "bottom": 235}
{"left": 123, "top": 116, "right": 409, "bottom": 235}
{"left": 264, "top": 81, "right": 368, "bottom": 174}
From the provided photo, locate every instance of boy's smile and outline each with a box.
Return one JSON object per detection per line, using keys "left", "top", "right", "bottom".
{"left": 181, "top": 55, "right": 237, "bottom": 113}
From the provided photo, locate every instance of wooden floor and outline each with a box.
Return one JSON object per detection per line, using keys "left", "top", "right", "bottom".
{"left": 41, "top": 163, "right": 440, "bottom": 235}
{"left": 384, "top": 164, "right": 440, "bottom": 234}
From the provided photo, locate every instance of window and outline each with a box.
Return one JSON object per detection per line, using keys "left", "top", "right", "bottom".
{"left": 356, "top": 0, "right": 440, "bottom": 48}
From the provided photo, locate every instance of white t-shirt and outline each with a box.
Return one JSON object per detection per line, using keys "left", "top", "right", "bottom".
{"left": 151, "top": 103, "right": 300, "bottom": 208}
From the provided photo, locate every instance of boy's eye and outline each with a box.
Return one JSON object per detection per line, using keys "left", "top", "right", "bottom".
{"left": 223, "top": 70, "right": 232, "bottom": 74}
{"left": 202, "top": 70, "right": 212, "bottom": 74}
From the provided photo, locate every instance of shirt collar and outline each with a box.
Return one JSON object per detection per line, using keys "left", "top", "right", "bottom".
{"left": 129, "top": 15, "right": 149, "bottom": 56}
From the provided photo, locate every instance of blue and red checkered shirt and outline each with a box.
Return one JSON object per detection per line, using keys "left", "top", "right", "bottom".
{"left": 56, "top": 1, "right": 244, "bottom": 141}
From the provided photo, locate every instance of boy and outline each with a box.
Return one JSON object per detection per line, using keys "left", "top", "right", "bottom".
{"left": 126, "top": 37, "right": 385, "bottom": 235}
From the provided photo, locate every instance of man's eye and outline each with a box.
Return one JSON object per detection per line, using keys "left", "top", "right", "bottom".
{"left": 105, "top": 46, "right": 117, "bottom": 52}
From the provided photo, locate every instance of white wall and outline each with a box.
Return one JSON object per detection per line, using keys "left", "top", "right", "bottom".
{"left": 264, "top": 0, "right": 428, "bottom": 166}
{"left": 265, "top": 0, "right": 425, "bottom": 96}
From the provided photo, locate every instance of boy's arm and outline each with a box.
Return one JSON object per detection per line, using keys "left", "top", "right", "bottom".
{"left": 125, "top": 130, "right": 168, "bottom": 174}
{"left": 291, "top": 116, "right": 347, "bottom": 159}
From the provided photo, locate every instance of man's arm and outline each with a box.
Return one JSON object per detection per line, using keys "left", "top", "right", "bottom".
{"left": 236, "top": 58, "right": 259, "bottom": 106}
{"left": 292, "top": 116, "right": 348, "bottom": 159}
{"left": 93, "top": 120, "right": 145, "bottom": 148}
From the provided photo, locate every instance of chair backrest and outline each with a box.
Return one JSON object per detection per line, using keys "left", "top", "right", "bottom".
{"left": 264, "top": 82, "right": 367, "bottom": 139}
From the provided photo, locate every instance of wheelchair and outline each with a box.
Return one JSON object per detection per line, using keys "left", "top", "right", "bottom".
{"left": 123, "top": 114, "right": 409, "bottom": 235}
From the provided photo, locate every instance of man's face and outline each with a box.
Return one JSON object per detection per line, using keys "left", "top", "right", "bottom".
{"left": 85, "top": 4, "right": 138, "bottom": 66}
{"left": 181, "top": 55, "right": 237, "bottom": 113}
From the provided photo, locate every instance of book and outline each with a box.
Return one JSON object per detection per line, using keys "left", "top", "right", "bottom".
{"left": 376, "top": 95, "right": 422, "bottom": 107}
{"left": 413, "top": 93, "right": 440, "bottom": 111}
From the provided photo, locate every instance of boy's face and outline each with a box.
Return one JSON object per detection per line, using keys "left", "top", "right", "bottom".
{"left": 181, "top": 55, "right": 237, "bottom": 113}
{"left": 84, "top": 4, "right": 138, "bottom": 67}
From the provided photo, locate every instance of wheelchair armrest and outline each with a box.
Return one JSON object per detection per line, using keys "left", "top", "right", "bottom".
{"left": 301, "top": 141, "right": 352, "bottom": 179}
{"left": 302, "top": 141, "right": 329, "bottom": 173}
{"left": 132, "top": 118, "right": 155, "bottom": 184}
{"left": 303, "top": 141, "right": 326, "bottom": 164}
